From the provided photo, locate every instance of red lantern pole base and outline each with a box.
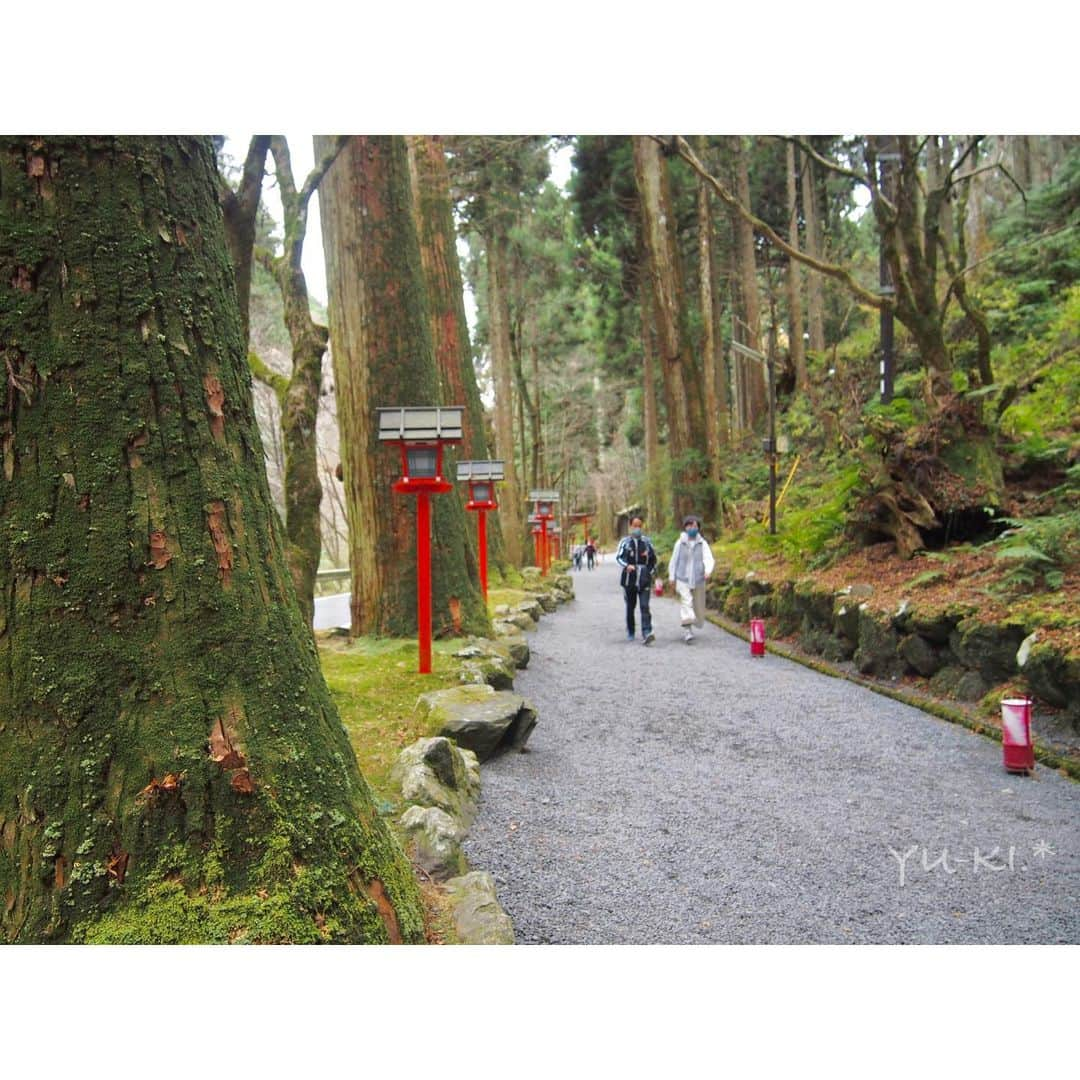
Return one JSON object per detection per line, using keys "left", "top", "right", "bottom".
{"left": 477, "top": 509, "right": 488, "bottom": 603}
{"left": 417, "top": 492, "right": 433, "bottom": 675}
{"left": 749, "top": 618, "right": 766, "bottom": 657}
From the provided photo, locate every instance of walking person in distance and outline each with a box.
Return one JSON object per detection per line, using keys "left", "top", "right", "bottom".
{"left": 616, "top": 517, "right": 658, "bottom": 645}
{"left": 668, "top": 514, "right": 715, "bottom": 643}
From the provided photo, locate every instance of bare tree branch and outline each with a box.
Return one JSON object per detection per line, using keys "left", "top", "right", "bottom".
{"left": 775, "top": 136, "right": 870, "bottom": 189}
{"left": 300, "top": 135, "right": 349, "bottom": 208}
{"left": 662, "top": 135, "right": 889, "bottom": 311}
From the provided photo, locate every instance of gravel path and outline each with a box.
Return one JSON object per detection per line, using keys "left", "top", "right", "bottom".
{"left": 463, "top": 565, "right": 1080, "bottom": 943}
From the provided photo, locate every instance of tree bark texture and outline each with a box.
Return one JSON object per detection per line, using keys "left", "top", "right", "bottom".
{"left": 247, "top": 136, "right": 334, "bottom": 627}
{"left": 638, "top": 275, "right": 662, "bottom": 528}
{"left": 800, "top": 146, "right": 826, "bottom": 354}
{"left": 405, "top": 135, "right": 506, "bottom": 574}
{"left": 732, "top": 137, "right": 767, "bottom": 426}
{"left": 632, "top": 136, "right": 705, "bottom": 521}
{"left": 485, "top": 226, "right": 525, "bottom": 565}
{"left": 219, "top": 136, "right": 271, "bottom": 346}
{"left": 0, "top": 136, "right": 424, "bottom": 943}
{"left": 786, "top": 141, "right": 809, "bottom": 393}
{"left": 696, "top": 138, "right": 724, "bottom": 489}
{"left": 317, "top": 136, "right": 488, "bottom": 637}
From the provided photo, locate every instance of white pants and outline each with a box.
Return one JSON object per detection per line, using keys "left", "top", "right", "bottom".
{"left": 675, "top": 581, "right": 706, "bottom": 627}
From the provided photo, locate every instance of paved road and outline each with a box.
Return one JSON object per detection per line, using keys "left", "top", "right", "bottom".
{"left": 463, "top": 567, "right": 1080, "bottom": 943}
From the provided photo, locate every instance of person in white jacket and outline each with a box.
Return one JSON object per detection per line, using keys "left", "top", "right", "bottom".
{"left": 668, "top": 514, "right": 715, "bottom": 643}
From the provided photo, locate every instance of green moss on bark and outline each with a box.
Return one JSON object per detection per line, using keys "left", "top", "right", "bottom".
{"left": 317, "top": 136, "right": 490, "bottom": 639}
{"left": 0, "top": 137, "right": 423, "bottom": 943}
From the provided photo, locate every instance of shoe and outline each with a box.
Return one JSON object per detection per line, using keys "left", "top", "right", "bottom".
{"left": 627, "top": 632, "right": 635, "bottom": 641}
{"left": 643, "top": 632, "right": 655, "bottom": 646}
{"left": 683, "top": 629, "right": 694, "bottom": 643}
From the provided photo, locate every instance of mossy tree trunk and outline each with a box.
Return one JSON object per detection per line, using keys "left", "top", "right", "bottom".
{"left": 246, "top": 136, "right": 346, "bottom": 626}
{"left": 732, "top": 136, "right": 768, "bottom": 427}
{"left": 633, "top": 135, "right": 707, "bottom": 523}
{"left": 405, "top": 135, "right": 506, "bottom": 575}
{"left": 785, "top": 141, "right": 809, "bottom": 394}
{"left": 485, "top": 225, "right": 525, "bottom": 565}
{"left": 317, "top": 135, "right": 489, "bottom": 637}
{"left": 0, "top": 136, "right": 424, "bottom": 943}
{"left": 800, "top": 145, "right": 826, "bottom": 355}
{"left": 218, "top": 136, "right": 271, "bottom": 345}
{"left": 696, "top": 136, "right": 725, "bottom": 494}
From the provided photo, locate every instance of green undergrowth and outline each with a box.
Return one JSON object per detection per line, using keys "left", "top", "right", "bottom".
{"left": 318, "top": 636, "right": 460, "bottom": 809}
{"left": 713, "top": 451, "right": 863, "bottom": 574}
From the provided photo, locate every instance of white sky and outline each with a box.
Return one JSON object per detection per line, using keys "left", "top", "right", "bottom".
{"left": 224, "top": 135, "right": 575, "bottom": 310}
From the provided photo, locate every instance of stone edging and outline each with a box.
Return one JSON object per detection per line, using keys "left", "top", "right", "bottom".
{"left": 704, "top": 609, "right": 1080, "bottom": 783}
{"left": 392, "top": 570, "right": 575, "bottom": 943}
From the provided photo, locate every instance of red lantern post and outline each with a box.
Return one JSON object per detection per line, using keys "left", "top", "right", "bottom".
{"left": 457, "top": 460, "right": 503, "bottom": 604}
{"left": 529, "top": 489, "right": 559, "bottom": 577}
{"left": 378, "top": 407, "right": 463, "bottom": 674}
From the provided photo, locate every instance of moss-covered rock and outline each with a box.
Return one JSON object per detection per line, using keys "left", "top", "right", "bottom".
{"left": 399, "top": 806, "right": 466, "bottom": 881}
{"left": 854, "top": 608, "right": 904, "bottom": 679}
{"left": 950, "top": 617, "right": 1029, "bottom": 684}
{"left": 491, "top": 626, "right": 530, "bottom": 668}
{"left": 748, "top": 593, "right": 775, "bottom": 619}
{"left": 454, "top": 640, "right": 517, "bottom": 691}
{"left": 899, "top": 633, "right": 944, "bottom": 678}
{"left": 832, "top": 598, "right": 862, "bottom": 644}
{"left": 390, "top": 736, "right": 480, "bottom": 826}
{"left": 794, "top": 580, "right": 834, "bottom": 629}
{"left": 929, "top": 664, "right": 967, "bottom": 697}
{"left": 417, "top": 685, "right": 538, "bottom": 761}
{"left": 723, "top": 585, "right": 750, "bottom": 621}
{"left": 911, "top": 606, "right": 970, "bottom": 645}
{"left": 801, "top": 625, "right": 856, "bottom": 663}
{"left": 1022, "top": 643, "right": 1080, "bottom": 720}
{"left": 773, "top": 582, "right": 801, "bottom": 635}
{"left": 443, "top": 871, "right": 514, "bottom": 944}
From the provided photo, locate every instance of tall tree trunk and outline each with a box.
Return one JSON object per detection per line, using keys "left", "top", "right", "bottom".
{"left": 632, "top": 136, "right": 704, "bottom": 521}
{"left": 786, "top": 141, "right": 809, "bottom": 393}
{"left": 219, "top": 136, "right": 271, "bottom": 345}
{"left": 0, "top": 135, "right": 423, "bottom": 943}
{"left": 732, "top": 136, "right": 766, "bottom": 426}
{"left": 485, "top": 227, "right": 525, "bottom": 565}
{"left": 696, "top": 137, "right": 724, "bottom": 491}
{"left": 639, "top": 276, "right": 661, "bottom": 527}
{"left": 246, "top": 136, "right": 344, "bottom": 627}
{"left": 801, "top": 144, "right": 826, "bottom": 354}
{"left": 317, "top": 135, "right": 488, "bottom": 636}
{"left": 405, "top": 135, "right": 506, "bottom": 574}
{"left": 1012, "top": 135, "right": 1033, "bottom": 190}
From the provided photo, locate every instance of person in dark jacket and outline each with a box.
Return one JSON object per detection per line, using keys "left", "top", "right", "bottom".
{"left": 615, "top": 517, "right": 658, "bottom": 645}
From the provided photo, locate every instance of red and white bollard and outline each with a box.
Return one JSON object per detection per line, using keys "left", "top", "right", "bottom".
{"left": 749, "top": 618, "right": 766, "bottom": 657}
{"left": 1001, "top": 697, "right": 1035, "bottom": 775}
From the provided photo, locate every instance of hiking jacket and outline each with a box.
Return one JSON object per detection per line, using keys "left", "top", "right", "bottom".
{"left": 615, "top": 534, "right": 657, "bottom": 590}
{"left": 668, "top": 532, "right": 715, "bottom": 588}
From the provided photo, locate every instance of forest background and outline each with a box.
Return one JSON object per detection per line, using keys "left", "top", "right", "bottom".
{"left": 5, "top": 2, "right": 1077, "bottom": 1078}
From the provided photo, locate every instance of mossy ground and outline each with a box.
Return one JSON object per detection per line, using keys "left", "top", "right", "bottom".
{"left": 318, "top": 635, "right": 461, "bottom": 808}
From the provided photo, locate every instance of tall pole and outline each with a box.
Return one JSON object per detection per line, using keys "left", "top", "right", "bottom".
{"left": 540, "top": 519, "right": 549, "bottom": 576}
{"left": 417, "top": 492, "right": 432, "bottom": 674}
{"left": 477, "top": 509, "right": 488, "bottom": 602}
